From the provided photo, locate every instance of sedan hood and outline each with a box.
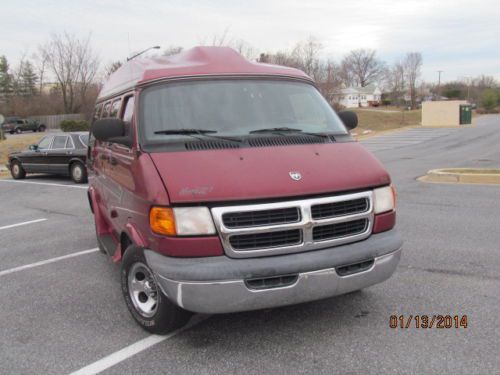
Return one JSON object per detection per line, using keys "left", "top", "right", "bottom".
{"left": 149, "top": 142, "right": 391, "bottom": 204}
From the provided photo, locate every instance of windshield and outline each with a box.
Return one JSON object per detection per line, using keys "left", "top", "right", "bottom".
{"left": 139, "top": 79, "right": 347, "bottom": 144}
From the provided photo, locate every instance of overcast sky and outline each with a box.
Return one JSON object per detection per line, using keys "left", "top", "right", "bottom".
{"left": 2, "top": 0, "right": 499, "bottom": 83}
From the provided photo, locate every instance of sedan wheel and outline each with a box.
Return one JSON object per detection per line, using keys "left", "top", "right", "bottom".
{"left": 15, "top": 128, "right": 22, "bottom": 134}
{"left": 70, "top": 162, "right": 87, "bottom": 183}
{"left": 10, "top": 161, "right": 26, "bottom": 179}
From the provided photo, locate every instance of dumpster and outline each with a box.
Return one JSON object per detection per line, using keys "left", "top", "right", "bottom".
{"left": 460, "top": 105, "right": 472, "bottom": 125}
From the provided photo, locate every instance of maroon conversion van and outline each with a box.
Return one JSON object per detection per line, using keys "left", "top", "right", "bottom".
{"left": 88, "top": 47, "right": 402, "bottom": 334}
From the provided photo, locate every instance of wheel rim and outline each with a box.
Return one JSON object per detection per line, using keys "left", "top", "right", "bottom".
{"left": 12, "top": 164, "right": 19, "bottom": 176}
{"left": 72, "top": 165, "right": 82, "bottom": 180}
{"left": 128, "top": 262, "right": 159, "bottom": 318}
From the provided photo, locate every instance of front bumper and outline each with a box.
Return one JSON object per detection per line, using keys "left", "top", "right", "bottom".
{"left": 145, "top": 230, "right": 403, "bottom": 314}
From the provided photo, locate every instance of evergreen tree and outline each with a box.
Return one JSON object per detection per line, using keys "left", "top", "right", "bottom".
{"left": 19, "top": 61, "right": 38, "bottom": 96}
{"left": 0, "top": 55, "right": 13, "bottom": 96}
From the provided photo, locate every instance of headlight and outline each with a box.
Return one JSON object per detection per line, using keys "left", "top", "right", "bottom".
{"left": 150, "top": 206, "right": 216, "bottom": 236}
{"left": 373, "top": 185, "right": 396, "bottom": 214}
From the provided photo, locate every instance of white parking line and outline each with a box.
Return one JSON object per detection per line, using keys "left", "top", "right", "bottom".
{"left": 68, "top": 315, "right": 208, "bottom": 375}
{"left": 0, "top": 248, "right": 99, "bottom": 277}
{"left": 0, "top": 179, "right": 88, "bottom": 189}
{"left": 0, "top": 218, "right": 47, "bottom": 231}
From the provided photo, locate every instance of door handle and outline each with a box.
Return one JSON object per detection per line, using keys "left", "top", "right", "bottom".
{"left": 110, "top": 157, "right": 118, "bottom": 166}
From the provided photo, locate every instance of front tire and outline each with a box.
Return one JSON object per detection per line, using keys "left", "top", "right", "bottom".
{"left": 121, "top": 246, "right": 191, "bottom": 334}
{"left": 10, "top": 160, "right": 26, "bottom": 179}
{"left": 70, "top": 162, "right": 87, "bottom": 183}
{"left": 15, "top": 128, "right": 22, "bottom": 134}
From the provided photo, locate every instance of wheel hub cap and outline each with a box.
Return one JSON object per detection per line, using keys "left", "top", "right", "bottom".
{"left": 73, "top": 167, "right": 82, "bottom": 180}
{"left": 127, "top": 263, "right": 159, "bottom": 318}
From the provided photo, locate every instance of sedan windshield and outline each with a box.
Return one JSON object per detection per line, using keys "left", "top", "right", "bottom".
{"left": 139, "top": 79, "right": 347, "bottom": 144}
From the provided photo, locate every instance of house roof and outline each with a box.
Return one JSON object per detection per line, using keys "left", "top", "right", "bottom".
{"left": 334, "top": 85, "right": 381, "bottom": 95}
{"left": 98, "top": 46, "right": 312, "bottom": 100}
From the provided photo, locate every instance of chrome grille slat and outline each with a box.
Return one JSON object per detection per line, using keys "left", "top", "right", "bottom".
{"left": 311, "top": 198, "right": 368, "bottom": 219}
{"left": 229, "top": 229, "right": 302, "bottom": 250}
{"left": 313, "top": 219, "right": 368, "bottom": 241}
{"left": 211, "top": 191, "right": 374, "bottom": 258}
{"left": 223, "top": 207, "right": 300, "bottom": 228}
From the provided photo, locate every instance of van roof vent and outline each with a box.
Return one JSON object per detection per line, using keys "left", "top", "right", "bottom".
{"left": 248, "top": 135, "right": 327, "bottom": 148}
{"left": 184, "top": 141, "right": 240, "bottom": 151}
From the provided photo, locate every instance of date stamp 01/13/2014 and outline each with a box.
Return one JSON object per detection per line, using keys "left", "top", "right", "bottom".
{"left": 390, "top": 315, "right": 468, "bottom": 329}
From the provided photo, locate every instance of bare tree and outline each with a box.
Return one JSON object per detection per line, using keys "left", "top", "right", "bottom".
{"left": 32, "top": 51, "right": 48, "bottom": 94}
{"left": 105, "top": 61, "right": 123, "bottom": 77}
{"left": 341, "top": 49, "right": 385, "bottom": 87}
{"left": 162, "top": 46, "right": 183, "bottom": 57}
{"left": 403, "top": 52, "right": 422, "bottom": 109}
{"left": 384, "top": 61, "right": 406, "bottom": 104}
{"left": 39, "top": 32, "right": 99, "bottom": 113}
{"left": 317, "top": 60, "right": 342, "bottom": 103}
{"left": 199, "top": 28, "right": 231, "bottom": 47}
{"left": 291, "top": 36, "right": 323, "bottom": 77}
{"left": 231, "top": 39, "right": 257, "bottom": 60}
{"left": 474, "top": 75, "right": 497, "bottom": 89}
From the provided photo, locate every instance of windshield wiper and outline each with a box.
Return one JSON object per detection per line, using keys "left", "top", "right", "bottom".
{"left": 154, "top": 128, "right": 218, "bottom": 135}
{"left": 249, "top": 127, "right": 303, "bottom": 134}
{"left": 154, "top": 128, "right": 242, "bottom": 143}
{"left": 249, "top": 127, "right": 331, "bottom": 140}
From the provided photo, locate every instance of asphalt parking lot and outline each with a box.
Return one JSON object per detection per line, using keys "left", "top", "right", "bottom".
{"left": 1, "top": 116, "right": 499, "bottom": 375}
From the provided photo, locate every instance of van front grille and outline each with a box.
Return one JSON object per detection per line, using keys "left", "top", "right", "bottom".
{"left": 222, "top": 207, "right": 300, "bottom": 228}
{"left": 312, "top": 219, "right": 368, "bottom": 241}
{"left": 311, "top": 198, "right": 368, "bottom": 219}
{"left": 211, "top": 191, "right": 373, "bottom": 258}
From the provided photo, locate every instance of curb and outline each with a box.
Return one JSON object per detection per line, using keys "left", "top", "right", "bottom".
{"left": 420, "top": 168, "right": 500, "bottom": 185}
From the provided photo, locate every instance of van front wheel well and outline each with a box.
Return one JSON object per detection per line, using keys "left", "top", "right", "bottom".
{"left": 121, "top": 232, "right": 133, "bottom": 257}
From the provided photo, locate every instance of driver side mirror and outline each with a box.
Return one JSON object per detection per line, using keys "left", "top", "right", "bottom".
{"left": 92, "top": 118, "right": 132, "bottom": 148}
{"left": 338, "top": 111, "right": 358, "bottom": 130}
{"left": 29, "top": 144, "right": 39, "bottom": 151}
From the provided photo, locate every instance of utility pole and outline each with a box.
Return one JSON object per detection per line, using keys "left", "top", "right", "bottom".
{"left": 437, "top": 70, "right": 443, "bottom": 100}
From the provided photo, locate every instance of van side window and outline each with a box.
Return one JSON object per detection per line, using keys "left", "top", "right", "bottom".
{"left": 110, "top": 99, "right": 121, "bottom": 118}
{"left": 122, "top": 96, "right": 135, "bottom": 123}
{"left": 121, "top": 96, "right": 135, "bottom": 137}
{"left": 102, "top": 102, "right": 111, "bottom": 118}
{"left": 93, "top": 104, "right": 102, "bottom": 121}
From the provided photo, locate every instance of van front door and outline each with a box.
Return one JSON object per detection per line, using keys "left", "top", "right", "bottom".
{"left": 105, "top": 96, "right": 136, "bottom": 234}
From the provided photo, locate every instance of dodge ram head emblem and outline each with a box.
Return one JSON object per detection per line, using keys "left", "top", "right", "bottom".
{"left": 289, "top": 171, "right": 302, "bottom": 181}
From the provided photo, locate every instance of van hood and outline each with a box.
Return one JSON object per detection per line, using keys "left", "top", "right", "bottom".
{"left": 149, "top": 142, "right": 391, "bottom": 204}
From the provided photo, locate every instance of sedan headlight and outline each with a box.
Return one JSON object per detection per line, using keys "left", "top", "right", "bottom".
{"left": 373, "top": 185, "right": 396, "bottom": 214}
{"left": 150, "top": 206, "right": 216, "bottom": 236}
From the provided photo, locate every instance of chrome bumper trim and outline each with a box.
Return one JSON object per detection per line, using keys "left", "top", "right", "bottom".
{"left": 155, "top": 247, "right": 402, "bottom": 314}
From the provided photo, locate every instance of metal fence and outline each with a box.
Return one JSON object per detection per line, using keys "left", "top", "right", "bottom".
{"left": 27, "top": 114, "right": 85, "bottom": 130}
